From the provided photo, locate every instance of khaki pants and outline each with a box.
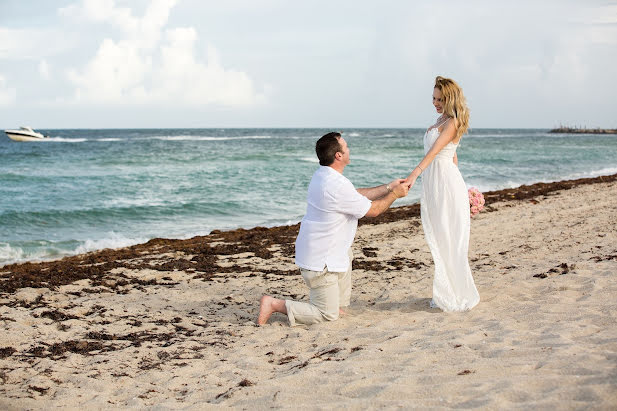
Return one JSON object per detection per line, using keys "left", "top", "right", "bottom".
{"left": 285, "top": 250, "right": 353, "bottom": 326}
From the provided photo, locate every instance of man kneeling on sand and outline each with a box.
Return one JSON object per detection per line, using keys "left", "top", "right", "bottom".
{"left": 257, "top": 132, "right": 410, "bottom": 326}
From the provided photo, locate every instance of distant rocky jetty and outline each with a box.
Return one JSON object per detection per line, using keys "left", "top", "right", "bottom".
{"left": 550, "top": 126, "right": 617, "bottom": 134}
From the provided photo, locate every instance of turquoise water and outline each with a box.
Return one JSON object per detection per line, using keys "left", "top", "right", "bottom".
{"left": 1, "top": 128, "right": 616, "bottom": 265}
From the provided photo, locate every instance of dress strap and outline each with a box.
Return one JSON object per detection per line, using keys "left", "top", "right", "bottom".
{"left": 434, "top": 117, "right": 450, "bottom": 129}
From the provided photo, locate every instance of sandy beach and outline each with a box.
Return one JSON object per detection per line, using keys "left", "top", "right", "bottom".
{"left": 1, "top": 174, "right": 616, "bottom": 409}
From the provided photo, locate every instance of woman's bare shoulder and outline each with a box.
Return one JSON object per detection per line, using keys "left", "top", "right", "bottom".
{"left": 438, "top": 117, "right": 457, "bottom": 132}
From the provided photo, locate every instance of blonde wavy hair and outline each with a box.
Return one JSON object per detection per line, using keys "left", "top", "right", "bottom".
{"left": 435, "top": 76, "right": 469, "bottom": 140}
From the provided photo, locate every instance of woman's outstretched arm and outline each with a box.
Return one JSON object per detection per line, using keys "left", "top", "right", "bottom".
{"left": 405, "top": 119, "right": 457, "bottom": 187}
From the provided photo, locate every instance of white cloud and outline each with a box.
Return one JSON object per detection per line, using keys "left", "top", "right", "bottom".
{"left": 588, "top": 25, "right": 617, "bottom": 46}
{"left": 59, "top": 0, "right": 142, "bottom": 31}
{"left": 61, "top": 0, "right": 262, "bottom": 106}
{"left": 59, "top": 0, "right": 176, "bottom": 49}
{"left": 580, "top": 4, "right": 617, "bottom": 25}
{"left": 392, "top": 3, "right": 606, "bottom": 96}
{"left": 2, "top": 0, "right": 614, "bottom": 127}
{"left": 154, "top": 28, "right": 261, "bottom": 105}
{"left": 39, "top": 60, "right": 51, "bottom": 80}
{"left": 0, "top": 74, "right": 17, "bottom": 106}
{"left": 0, "top": 28, "right": 76, "bottom": 60}
{"left": 358, "top": 0, "right": 617, "bottom": 127}
{"left": 67, "top": 37, "right": 153, "bottom": 103}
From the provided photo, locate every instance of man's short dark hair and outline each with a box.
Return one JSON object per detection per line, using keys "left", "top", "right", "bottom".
{"left": 315, "top": 132, "right": 342, "bottom": 166}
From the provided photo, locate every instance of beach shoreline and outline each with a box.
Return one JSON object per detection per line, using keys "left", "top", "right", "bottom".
{"left": 1, "top": 173, "right": 616, "bottom": 408}
{"left": 2, "top": 172, "right": 616, "bottom": 280}
{"left": 3, "top": 126, "right": 616, "bottom": 270}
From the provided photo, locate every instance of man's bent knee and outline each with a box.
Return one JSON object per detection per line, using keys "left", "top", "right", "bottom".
{"left": 321, "top": 310, "right": 339, "bottom": 322}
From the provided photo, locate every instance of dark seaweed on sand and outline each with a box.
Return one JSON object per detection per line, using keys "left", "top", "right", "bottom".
{"left": 1, "top": 173, "right": 615, "bottom": 294}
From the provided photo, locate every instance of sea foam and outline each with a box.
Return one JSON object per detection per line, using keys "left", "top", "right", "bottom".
{"left": 45, "top": 137, "right": 88, "bottom": 142}
{"left": 150, "top": 135, "right": 272, "bottom": 141}
{"left": 75, "top": 233, "right": 148, "bottom": 255}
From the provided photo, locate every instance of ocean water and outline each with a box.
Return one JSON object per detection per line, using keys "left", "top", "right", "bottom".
{"left": 1, "top": 128, "right": 616, "bottom": 266}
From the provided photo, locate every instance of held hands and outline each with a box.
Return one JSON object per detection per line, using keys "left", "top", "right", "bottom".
{"left": 404, "top": 166, "right": 423, "bottom": 189}
{"left": 389, "top": 178, "right": 409, "bottom": 198}
{"left": 404, "top": 175, "right": 417, "bottom": 190}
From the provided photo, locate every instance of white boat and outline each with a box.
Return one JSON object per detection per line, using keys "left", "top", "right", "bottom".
{"left": 5, "top": 126, "right": 49, "bottom": 142}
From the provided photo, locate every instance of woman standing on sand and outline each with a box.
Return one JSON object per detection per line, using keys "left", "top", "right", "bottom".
{"left": 404, "top": 76, "right": 480, "bottom": 312}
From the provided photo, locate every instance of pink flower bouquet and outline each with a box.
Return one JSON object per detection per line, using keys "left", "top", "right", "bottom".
{"left": 468, "top": 187, "right": 485, "bottom": 217}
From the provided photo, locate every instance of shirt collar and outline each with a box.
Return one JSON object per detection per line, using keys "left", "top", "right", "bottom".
{"left": 320, "top": 165, "right": 342, "bottom": 175}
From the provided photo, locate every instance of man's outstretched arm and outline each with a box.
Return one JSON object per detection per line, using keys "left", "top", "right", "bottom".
{"left": 363, "top": 180, "right": 409, "bottom": 217}
{"left": 357, "top": 179, "right": 406, "bottom": 200}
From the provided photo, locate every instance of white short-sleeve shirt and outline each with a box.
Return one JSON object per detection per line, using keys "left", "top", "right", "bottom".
{"left": 295, "top": 166, "right": 372, "bottom": 272}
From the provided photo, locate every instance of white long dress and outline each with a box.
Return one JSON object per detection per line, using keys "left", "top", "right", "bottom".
{"left": 420, "top": 125, "right": 480, "bottom": 312}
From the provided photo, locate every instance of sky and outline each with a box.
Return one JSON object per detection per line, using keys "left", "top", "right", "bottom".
{"left": 1, "top": 0, "right": 616, "bottom": 129}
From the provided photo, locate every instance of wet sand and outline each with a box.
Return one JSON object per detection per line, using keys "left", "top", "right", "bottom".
{"left": 1, "top": 174, "right": 616, "bottom": 409}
